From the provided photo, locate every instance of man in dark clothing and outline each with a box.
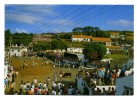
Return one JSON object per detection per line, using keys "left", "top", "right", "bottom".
{"left": 120, "top": 67, "right": 126, "bottom": 77}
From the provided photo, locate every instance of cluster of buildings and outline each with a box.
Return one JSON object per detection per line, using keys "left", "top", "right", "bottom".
{"left": 68, "top": 32, "right": 133, "bottom": 54}
{"left": 33, "top": 34, "right": 52, "bottom": 42}
{"left": 69, "top": 34, "right": 120, "bottom": 54}
{"left": 7, "top": 32, "right": 133, "bottom": 57}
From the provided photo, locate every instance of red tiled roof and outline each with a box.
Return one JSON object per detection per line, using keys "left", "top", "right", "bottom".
{"left": 72, "top": 35, "right": 92, "bottom": 39}
{"left": 110, "top": 32, "right": 119, "bottom": 35}
{"left": 92, "top": 37, "right": 112, "bottom": 42}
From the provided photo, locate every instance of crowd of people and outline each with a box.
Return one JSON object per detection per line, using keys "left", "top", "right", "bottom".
{"left": 5, "top": 74, "right": 81, "bottom": 95}
{"left": 4, "top": 64, "right": 81, "bottom": 95}
{"left": 4, "top": 55, "right": 133, "bottom": 95}
{"left": 79, "top": 61, "right": 134, "bottom": 87}
{"left": 92, "top": 86, "right": 116, "bottom": 95}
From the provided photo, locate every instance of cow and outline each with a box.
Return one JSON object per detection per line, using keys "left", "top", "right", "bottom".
{"left": 63, "top": 73, "right": 71, "bottom": 78}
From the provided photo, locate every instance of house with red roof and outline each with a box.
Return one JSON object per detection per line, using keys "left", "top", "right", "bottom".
{"left": 71, "top": 35, "right": 92, "bottom": 42}
{"left": 91, "top": 37, "right": 112, "bottom": 46}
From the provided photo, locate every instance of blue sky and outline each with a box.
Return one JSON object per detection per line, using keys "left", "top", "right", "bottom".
{"left": 5, "top": 5, "right": 134, "bottom": 33}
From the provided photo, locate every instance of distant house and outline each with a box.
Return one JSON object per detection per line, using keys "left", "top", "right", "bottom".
{"left": 110, "top": 32, "right": 120, "bottom": 39}
{"left": 9, "top": 44, "right": 27, "bottom": 57}
{"left": 67, "top": 47, "right": 83, "bottom": 53}
{"left": 91, "top": 37, "right": 112, "bottom": 46}
{"left": 71, "top": 35, "right": 92, "bottom": 42}
{"left": 106, "top": 46, "right": 121, "bottom": 54}
{"left": 33, "top": 34, "right": 52, "bottom": 42}
{"left": 120, "top": 35, "right": 126, "bottom": 40}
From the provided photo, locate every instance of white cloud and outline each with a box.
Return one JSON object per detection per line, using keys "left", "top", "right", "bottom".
{"left": 23, "top": 5, "right": 57, "bottom": 16}
{"left": 6, "top": 13, "right": 42, "bottom": 24}
{"left": 15, "top": 28, "right": 27, "bottom": 33}
{"left": 107, "top": 19, "right": 133, "bottom": 27}
{"left": 5, "top": 5, "right": 57, "bottom": 25}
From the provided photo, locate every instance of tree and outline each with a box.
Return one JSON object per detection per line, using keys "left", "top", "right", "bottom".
{"left": 72, "top": 27, "right": 82, "bottom": 33}
{"left": 33, "top": 42, "right": 52, "bottom": 52}
{"left": 82, "top": 26, "right": 94, "bottom": 35}
{"left": 5, "top": 31, "right": 33, "bottom": 46}
{"left": 5, "top": 29, "right": 12, "bottom": 47}
{"left": 51, "top": 40, "right": 67, "bottom": 50}
{"left": 83, "top": 42, "right": 106, "bottom": 61}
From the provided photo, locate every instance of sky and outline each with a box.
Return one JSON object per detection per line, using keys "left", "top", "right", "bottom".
{"left": 5, "top": 5, "right": 134, "bottom": 33}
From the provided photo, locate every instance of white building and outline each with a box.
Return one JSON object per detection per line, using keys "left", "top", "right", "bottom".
{"left": 110, "top": 32, "right": 120, "bottom": 39}
{"left": 9, "top": 44, "right": 27, "bottom": 57}
{"left": 67, "top": 47, "right": 83, "bottom": 53}
{"left": 116, "top": 74, "right": 133, "bottom": 95}
{"left": 106, "top": 46, "right": 121, "bottom": 54}
{"left": 71, "top": 35, "right": 92, "bottom": 42}
{"left": 120, "top": 35, "right": 126, "bottom": 40}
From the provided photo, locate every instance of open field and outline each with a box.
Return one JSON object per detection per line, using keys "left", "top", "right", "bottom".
{"left": 5, "top": 57, "right": 79, "bottom": 94}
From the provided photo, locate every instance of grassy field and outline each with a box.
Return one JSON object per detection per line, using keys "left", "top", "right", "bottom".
{"left": 104, "top": 54, "right": 131, "bottom": 69}
{"left": 5, "top": 57, "right": 79, "bottom": 94}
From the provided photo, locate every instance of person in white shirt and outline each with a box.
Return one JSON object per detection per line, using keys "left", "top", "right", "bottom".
{"left": 51, "top": 90, "right": 56, "bottom": 95}
{"left": 23, "top": 82, "right": 27, "bottom": 90}
{"left": 57, "top": 82, "right": 62, "bottom": 91}
{"left": 43, "top": 82, "right": 47, "bottom": 89}
{"left": 26, "top": 81, "right": 31, "bottom": 87}
{"left": 58, "top": 91, "right": 61, "bottom": 95}
{"left": 34, "top": 77, "right": 37, "bottom": 85}
{"left": 38, "top": 87, "right": 42, "bottom": 95}
{"left": 38, "top": 81, "right": 42, "bottom": 89}
{"left": 52, "top": 82, "right": 57, "bottom": 90}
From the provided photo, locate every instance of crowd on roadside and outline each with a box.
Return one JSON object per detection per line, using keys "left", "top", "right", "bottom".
{"left": 92, "top": 86, "right": 116, "bottom": 95}
{"left": 79, "top": 61, "right": 134, "bottom": 87}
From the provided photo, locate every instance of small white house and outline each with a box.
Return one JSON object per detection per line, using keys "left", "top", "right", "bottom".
{"left": 106, "top": 46, "right": 121, "bottom": 54}
{"left": 67, "top": 47, "right": 83, "bottom": 53}
{"left": 9, "top": 44, "right": 27, "bottom": 57}
{"left": 110, "top": 32, "right": 120, "bottom": 39}
{"left": 71, "top": 35, "right": 92, "bottom": 42}
{"left": 120, "top": 35, "right": 126, "bottom": 40}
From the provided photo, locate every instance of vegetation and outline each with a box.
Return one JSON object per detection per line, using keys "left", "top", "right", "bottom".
{"left": 5, "top": 29, "right": 12, "bottom": 47}
{"left": 51, "top": 39, "right": 67, "bottom": 50}
{"left": 33, "top": 42, "right": 52, "bottom": 52}
{"left": 72, "top": 26, "right": 110, "bottom": 37}
{"left": 5, "top": 27, "right": 134, "bottom": 52}
{"left": 83, "top": 42, "right": 106, "bottom": 61}
{"left": 5, "top": 29, "right": 33, "bottom": 47}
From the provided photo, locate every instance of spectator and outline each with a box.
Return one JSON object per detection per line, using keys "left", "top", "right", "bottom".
{"left": 9, "top": 82, "right": 14, "bottom": 94}
{"left": 34, "top": 77, "right": 37, "bottom": 85}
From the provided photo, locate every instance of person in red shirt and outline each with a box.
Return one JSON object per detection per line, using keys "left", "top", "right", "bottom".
{"left": 27, "top": 89, "right": 33, "bottom": 95}
{"left": 41, "top": 88, "right": 46, "bottom": 95}
{"left": 34, "top": 85, "right": 38, "bottom": 95}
